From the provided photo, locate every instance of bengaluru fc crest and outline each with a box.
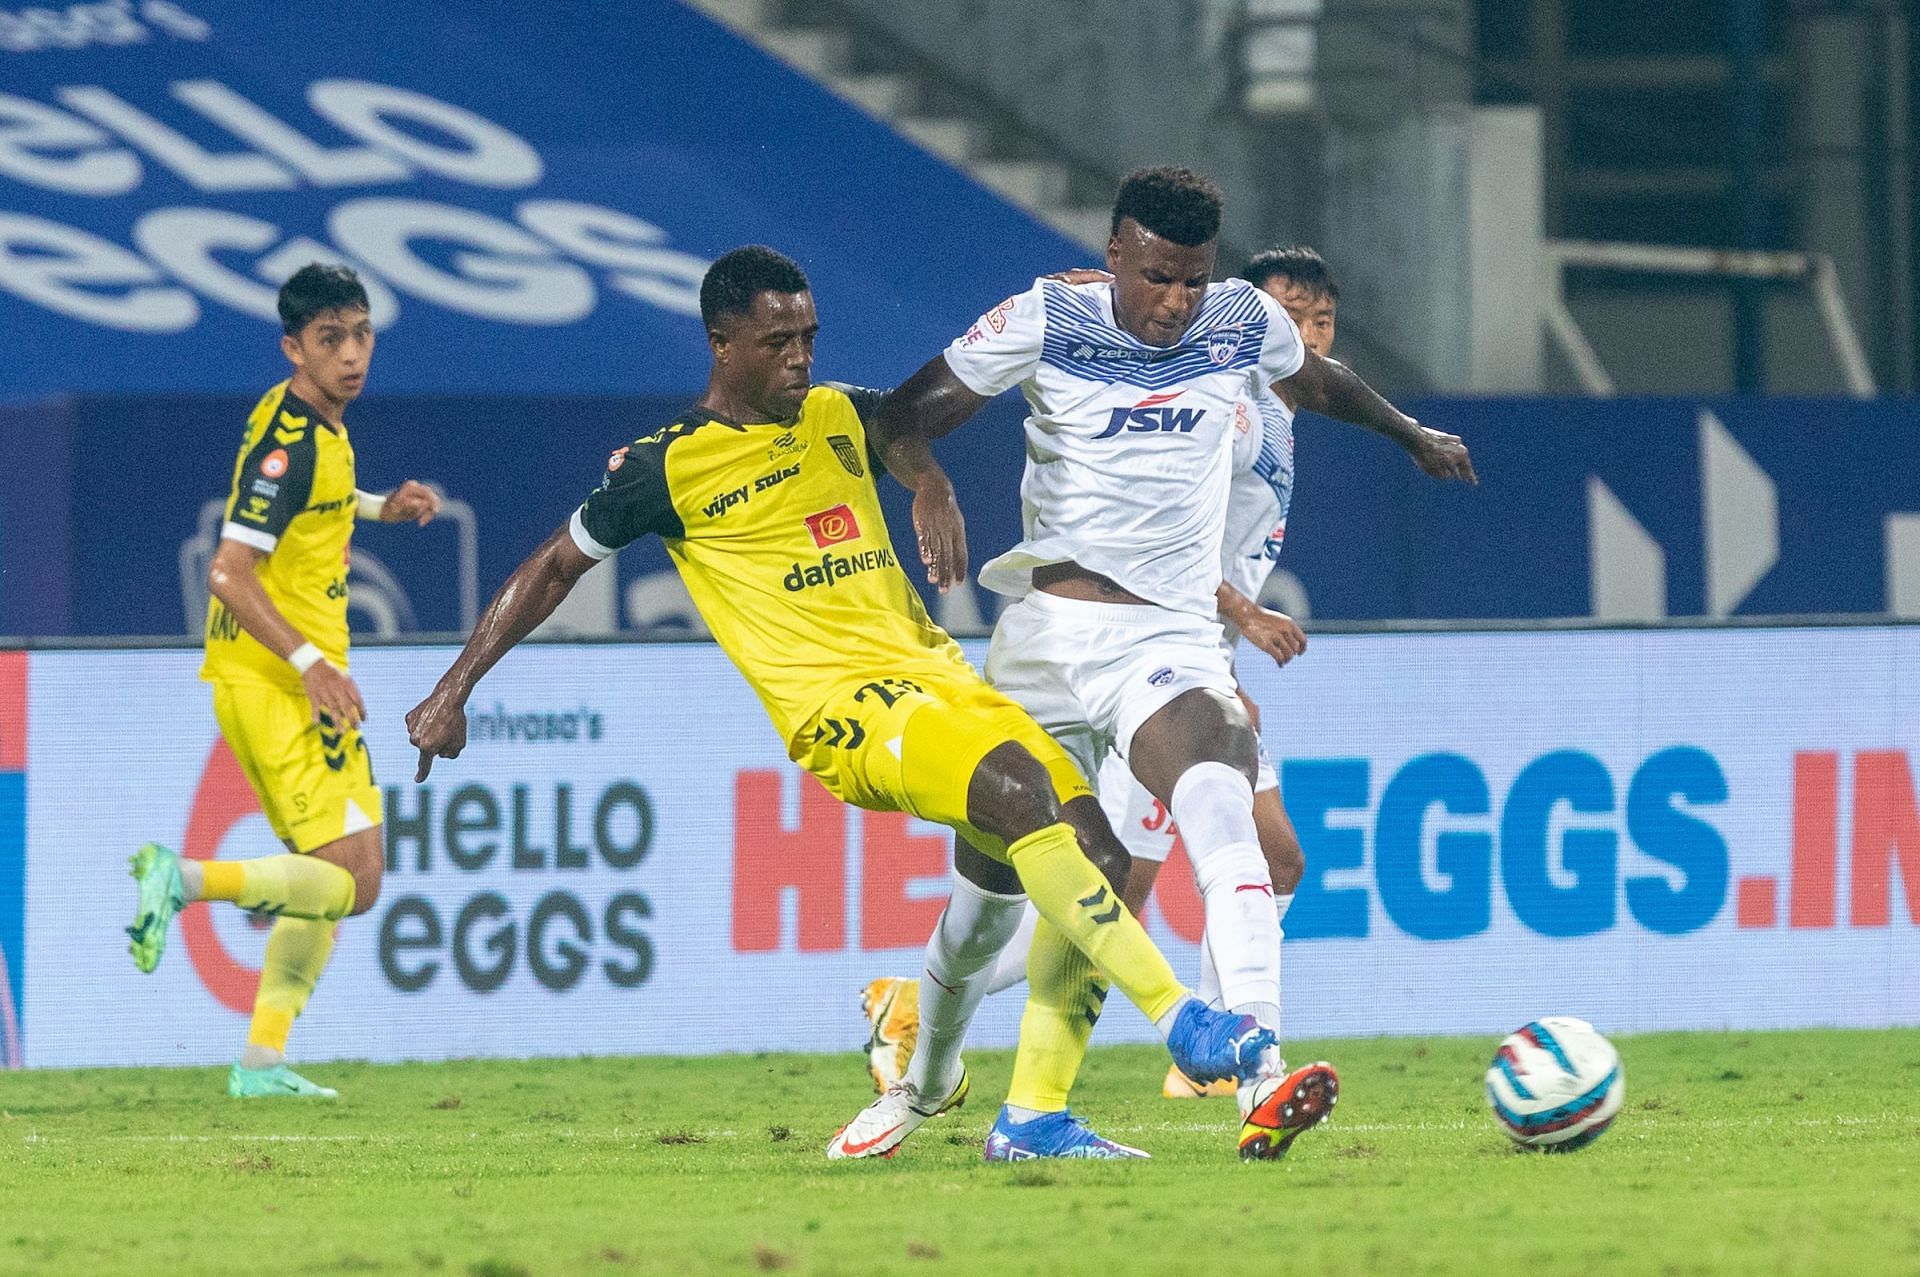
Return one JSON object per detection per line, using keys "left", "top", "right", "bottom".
{"left": 1207, "top": 322, "right": 1243, "bottom": 365}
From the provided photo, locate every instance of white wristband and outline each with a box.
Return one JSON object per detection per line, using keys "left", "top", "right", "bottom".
{"left": 288, "top": 642, "right": 324, "bottom": 674}
{"left": 355, "top": 488, "right": 386, "bottom": 520}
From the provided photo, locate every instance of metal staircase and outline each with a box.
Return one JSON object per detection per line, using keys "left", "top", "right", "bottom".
{"left": 684, "top": 0, "right": 1115, "bottom": 250}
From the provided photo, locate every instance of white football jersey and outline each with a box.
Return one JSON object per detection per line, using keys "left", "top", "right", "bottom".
{"left": 943, "top": 276, "right": 1304, "bottom": 616}
{"left": 1218, "top": 387, "right": 1295, "bottom": 648}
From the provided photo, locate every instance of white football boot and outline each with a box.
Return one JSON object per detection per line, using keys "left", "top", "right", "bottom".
{"left": 826, "top": 1068, "right": 968, "bottom": 1160}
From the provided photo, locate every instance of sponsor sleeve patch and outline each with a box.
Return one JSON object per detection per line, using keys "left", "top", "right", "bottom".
{"left": 226, "top": 425, "right": 315, "bottom": 543}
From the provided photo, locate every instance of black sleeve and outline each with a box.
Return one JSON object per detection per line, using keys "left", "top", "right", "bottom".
{"left": 820, "top": 381, "right": 890, "bottom": 476}
{"left": 576, "top": 433, "right": 683, "bottom": 552}
{"left": 223, "top": 419, "right": 317, "bottom": 546}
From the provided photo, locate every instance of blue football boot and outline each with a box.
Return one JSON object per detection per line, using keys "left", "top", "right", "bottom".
{"left": 1164, "top": 998, "right": 1276, "bottom": 1085}
{"left": 983, "top": 1106, "right": 1150, "bottom": 1161}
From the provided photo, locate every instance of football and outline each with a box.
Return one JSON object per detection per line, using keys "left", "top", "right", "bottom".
{"left": 1485, "top": 1017, "right": 1624, "bottom": 1151}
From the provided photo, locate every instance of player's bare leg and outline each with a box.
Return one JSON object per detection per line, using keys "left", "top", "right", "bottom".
{"left": 1130, "top": 691, "right": 1280, "bottom": 1062}
{"left": 1126, "top": 685, "right": 1335, "bottom": 1154}
{"left": 1128, "top": 685, "right": 1277, "bottom": 1050}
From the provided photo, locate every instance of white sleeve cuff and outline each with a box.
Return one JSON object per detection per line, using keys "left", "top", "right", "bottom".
{"left": 354, "top": 488, "right": 386, "bottom": 520}
{"left": 941, "top": 346, "right": 1004, "bottom": 398}
{"left": 568, "top": 507, "right": 616, "bottom": 560}
{"left": 220, "top": 521, "right": 277, "bottom": 552}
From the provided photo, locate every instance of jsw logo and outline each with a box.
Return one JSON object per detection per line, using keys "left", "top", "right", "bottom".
{"left": 1093, "top": 391, "right": 1206, "bottom": 440}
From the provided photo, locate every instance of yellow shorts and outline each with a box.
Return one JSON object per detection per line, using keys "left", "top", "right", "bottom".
{"left": 210, "top": 680, "right": 382, "bottom": 854}
{"left": 798, "top": 669, "right": 1093, "bottom": 861}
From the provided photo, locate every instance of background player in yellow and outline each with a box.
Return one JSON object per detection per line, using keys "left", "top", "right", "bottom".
{"left": 126, "top": 263, "right": 442, "bottom": 1098}
{"left": 403, "top": 246, "right": 1276, "bottom": 1157}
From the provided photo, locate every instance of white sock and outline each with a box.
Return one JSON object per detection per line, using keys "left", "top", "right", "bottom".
{"left": 1173, "top": 763, "right": 1280, "bottom": 1034}
{"left": 1197, "top": 927, "right": 1221, "bottom": 1009}
{"left": 1202, "top": 894, "right": 1295, "bottom": 1013}
{"left": 239, "top": 1044, "right": 284, "bottom": 1069}
{"left": 903, "top": 873, "right": 1026, "bottom": 1100}
{"left": 983, "top": 903, "right": 1039, "bottom": 995}
{"left": 178, "top": 857, "right": 205, "bottom": 901}
{"left": 1272, "top": 890, "right": 1293, "bottom": 1028}
{"left": 1230, "top": 893, "right": 1296, "bottom": 1105}
{"left": 1153, "top": 995, "right": 1195, "bottom": 1040}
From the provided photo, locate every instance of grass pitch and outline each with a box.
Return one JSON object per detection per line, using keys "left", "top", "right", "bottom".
{"left": 3, "top": 1030, "right": 1916, "bottom": 1276}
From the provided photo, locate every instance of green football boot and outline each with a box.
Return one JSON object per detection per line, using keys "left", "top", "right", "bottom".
{"left": 126, "top": 843, "right": 187, "bottom": 974}
{"left": 228, "top": 1064, "right": 339, "bottom": 1099}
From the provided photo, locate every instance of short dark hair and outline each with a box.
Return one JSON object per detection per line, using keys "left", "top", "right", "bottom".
{"left": 1241, "top": 245, "right": 1339, "bottom": 302}
{"left": 277, "top": 262, "right": 370, "bottom": 335}
{"left": 1110, "top": 166, "right": 1224, "bottom": 247}
{"left": 700, "top": 245, "right": 810, "bottom": 329}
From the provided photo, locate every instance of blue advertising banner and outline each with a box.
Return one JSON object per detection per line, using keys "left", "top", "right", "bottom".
{"left": 0, "top": 0, "right": 1083, "bottom": 400}
{"left": 4, "top": 394, "right": 1917, "bottom": 635}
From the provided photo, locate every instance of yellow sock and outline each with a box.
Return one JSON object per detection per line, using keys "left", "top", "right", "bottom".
{"left": 1005, "top": 917, "right": 1108, "bottom": 1111}
{"left": 248, "top": 917, "right": 337, "bottom": 1054}
{"left": 1007, "top": 822, "right": 1185, "bottom": 1023}
{"left": 201, "top": 855, "right": 355, "bottom": 921}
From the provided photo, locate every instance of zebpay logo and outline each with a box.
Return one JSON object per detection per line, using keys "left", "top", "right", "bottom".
{"left": 1071, "top": 343, "right": 1164, "bottom": 362}
{"left": 1093, "top": 391, "right": 1205, "bottom": 440}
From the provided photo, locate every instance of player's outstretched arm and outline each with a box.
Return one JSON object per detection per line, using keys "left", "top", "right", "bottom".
{"left": 358, "top": 479, "right": 442, "bottom": 526}
{"left": 1280, "top": 350, "right": 1478, "bottom": 484}
{"left": 406, "top": 523, "right": 597, "bottom": 780}
{"left": 871, "top": 356, "right": 993, "bottom": 592}
{"left": 208, "top": 539, "right": 367, "bottom": 728}
{"left": 1217, "top": 581, "right": 1306, "bottom": 668}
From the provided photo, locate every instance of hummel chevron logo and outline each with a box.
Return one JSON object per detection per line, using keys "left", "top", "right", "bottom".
{"left": 815, "top": 717, "right": 865, "bottom": 748}
{"left": 1077, "top": 884, "right": 1122, "bottom": 925}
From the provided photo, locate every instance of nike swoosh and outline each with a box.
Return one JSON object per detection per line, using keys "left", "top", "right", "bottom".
{"left": 839, "top": 1123, "right": 905, "bottom": 1156}
{"left": 1236, "top": 883, "right": 1275, "bottom": 895}
{"left": 926, "top": 971, "right": 962, "bottom": 995}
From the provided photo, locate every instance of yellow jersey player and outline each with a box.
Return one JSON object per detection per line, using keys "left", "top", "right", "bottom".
{"left": 404, "top": 246, "right": 1277, "bottom": 1158}
{"left": 126, "top": 263, "right": 442, "bottom": 1098}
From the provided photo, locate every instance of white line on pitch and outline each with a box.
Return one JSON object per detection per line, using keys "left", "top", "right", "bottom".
{"left": 15, "top": 1112, "right": 1912, "bottom": 1148}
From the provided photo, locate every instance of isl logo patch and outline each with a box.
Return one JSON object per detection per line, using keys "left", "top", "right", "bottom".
{"left": 805, "top": 504, "right": 861, "bottom": 548}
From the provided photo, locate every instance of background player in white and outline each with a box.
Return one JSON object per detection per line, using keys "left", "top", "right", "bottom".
{"left": 853, "top": 168, "right": 1475, "bottom": 1160}
{"left": 860, "top": 246, "right": 1342, "bottom": 1105}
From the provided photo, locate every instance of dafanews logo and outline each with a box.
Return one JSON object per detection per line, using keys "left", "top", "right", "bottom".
{"left": 788, "top": 506, "right": 893, "bottom": 590}
{"left": 783, "top": 548, "right": 896, "bottom": 593}
{"left": 805, "top": 504, "right": 860, "bottom": 548}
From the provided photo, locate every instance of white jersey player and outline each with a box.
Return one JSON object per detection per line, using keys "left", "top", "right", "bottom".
{"left": 841, "top": 168, "right": 1475, "bottom": 1163}
{"left": 1090, "top": 247, "right": 1337, "bottom": 1098}
{"left": 863, "top": 249, "right": 1341, "bottom": 1103}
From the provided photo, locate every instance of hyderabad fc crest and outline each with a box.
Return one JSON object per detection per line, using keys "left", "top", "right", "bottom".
{"left": 829, "top": 434, "right": 865, "bottom": 478}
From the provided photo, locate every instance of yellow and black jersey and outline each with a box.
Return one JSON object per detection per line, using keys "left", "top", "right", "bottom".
{"left": 570, "top": 382, "right": 974, "bottom": 753}
{"left": 200, "top": 381, "right": 357, "bottom": 694}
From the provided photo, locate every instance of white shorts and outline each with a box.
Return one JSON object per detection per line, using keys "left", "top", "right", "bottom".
{"left": 1095, "top": 740, "right": 1280, "bottom": 864}
{"left": 984, "top": 590, "right": 1239, "bottom": 790}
